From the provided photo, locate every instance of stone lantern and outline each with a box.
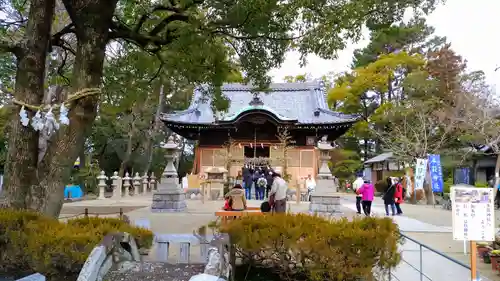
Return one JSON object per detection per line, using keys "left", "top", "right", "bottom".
{"left": 204, "top": 167, "right": 228, "bottom": 200}
{"left": 309, "top": 135, "right": 340, "bottom": 216}
{"left": 151, "top": 136, "right": 186, "bottom": 212}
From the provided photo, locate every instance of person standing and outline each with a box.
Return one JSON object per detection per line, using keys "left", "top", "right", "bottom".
{"left": 357, "top": 179, "right": 374, "bottom": 216}
{"left": 256, "top": 174, "right": 267, "bottom": 200}
{"left": 265, "top": 169, "right": 274, "bottom": 198}
{"left": 352, "top": 176, "right": 364, "bottom": 214}
{"left": 269, "top": 172, "right": 288, "bottom": 213}
{"left": 251, "top": 168, "right": 260, "bottom": 200}
{"left": 305, "top": 174, "right": 316, "bottom": 201}
{"left": 394, "top": 178, "right": 404, "bottom": 215}
{"left": 242, "top": 165, "right": 252, "bottom": 200}
{"left": 383, "top": 177, "right": 396, "bottom": 216}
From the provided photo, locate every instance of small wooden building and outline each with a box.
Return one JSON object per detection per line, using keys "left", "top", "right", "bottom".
{"left": 160, "top": 82, "right": 360, "bottom": 187}
{"left": 364, "top": 152, "right": 405, "bottom": 183}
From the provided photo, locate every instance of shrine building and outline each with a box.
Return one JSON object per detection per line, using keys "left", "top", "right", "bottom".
{"left": 160, "top": 81, "right": 360, "bottom": 187}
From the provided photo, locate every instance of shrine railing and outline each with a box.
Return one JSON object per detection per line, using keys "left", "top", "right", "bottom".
{"left": 385, "top": 232, "right": 489, "bottom": 281}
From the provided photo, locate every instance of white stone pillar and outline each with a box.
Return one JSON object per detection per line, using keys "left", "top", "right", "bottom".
{"left": 111, "top": 171, "right": 121, "bottom": 200}
{"left": 149, "top": 174, "right": 157, "bottom": 191}
{"left": 123, "top": 172, "right": 131, "bottom": 198}
{"left": 133, "top": 172, "right": 141, "bottom": 196}
{"left": 97, "top": 171, "right": 107, "bottom": 200}
{"left": 142, "top": 173, "right": 149, "bottom": 194}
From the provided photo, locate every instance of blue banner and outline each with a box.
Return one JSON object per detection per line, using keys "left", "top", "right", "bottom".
{"left": 454, "top": 167, "right": 471, "bottom": 185}
{"left": 428, "top": 154, "right": 444, "bottom": 192}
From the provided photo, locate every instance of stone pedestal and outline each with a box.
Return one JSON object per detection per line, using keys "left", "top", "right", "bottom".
{"left": 309, "top": 136, "right": 341, "bottom": 216}
{"left": 151, "top": 136, "right": 187, "bottom": 212}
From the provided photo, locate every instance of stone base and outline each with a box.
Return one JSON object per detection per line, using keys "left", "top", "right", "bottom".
{"left": 308, "top": 195, "right": 341, "bottom": 216}
{"left": 151, "top": 191, "right": 186, "bottom": 212}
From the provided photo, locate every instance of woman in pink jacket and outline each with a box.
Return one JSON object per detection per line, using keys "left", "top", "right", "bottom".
{"left": 357, "top": 179, "right": 375, "bottom": 216}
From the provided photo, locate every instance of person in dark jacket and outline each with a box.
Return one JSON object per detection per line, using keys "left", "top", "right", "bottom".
{"left": 265, "top": 168, "right": 274, "bottom": 198}
{"left": 242, "top": 165, "right": 252, "bottom": 200}
{"left": 383, "top": 177, "right": 396, "bottom": 216}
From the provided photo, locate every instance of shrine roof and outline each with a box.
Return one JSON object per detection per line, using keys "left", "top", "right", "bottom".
{"left": 160, "top": 81, "right": 360, "bottom": 125}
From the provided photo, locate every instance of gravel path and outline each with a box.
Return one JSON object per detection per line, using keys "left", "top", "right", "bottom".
{"left": 104, "top": 262, "right": 205, "bottom": 281}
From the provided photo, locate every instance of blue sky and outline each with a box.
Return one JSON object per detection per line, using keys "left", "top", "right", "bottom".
{"left": 270, "top": 0, "right": 500, "bottom": 92}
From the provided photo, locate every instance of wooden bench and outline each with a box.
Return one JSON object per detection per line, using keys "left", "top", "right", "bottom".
{"left": 215, "top": 209, "right": 264, "bottom": 225}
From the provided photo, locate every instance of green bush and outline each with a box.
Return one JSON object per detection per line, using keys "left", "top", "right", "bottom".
{"left": 0, "top": 209, "right": 153, "bottom": 280}
{"left": 475, "top": 182, "right": 489, "bottom": 188}
{"left": 67, "top": 217, "right": 154, "bottom": 249}
{"left": 220, "top": 213, "right": 401, "bottom": 281}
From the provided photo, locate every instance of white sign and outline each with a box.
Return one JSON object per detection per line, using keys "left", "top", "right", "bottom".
{"left": 414, "top": 158, "right": 428, "bottom": 190}
{"left": 451, "top": 185, "right": 495, "bottom": 241}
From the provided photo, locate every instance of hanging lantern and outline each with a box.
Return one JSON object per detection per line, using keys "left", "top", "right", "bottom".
{"left": 238, "top": 143, "right": 242, "bottom": 149}
{"left": 250, "top": 143, "right": 253, "bottom": 148}
{"left": 261, "top": 143, "right": 263, "bottom": 148}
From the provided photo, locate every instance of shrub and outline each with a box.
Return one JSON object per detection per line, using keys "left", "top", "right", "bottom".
{"left": 475, "top": 182, "right": 489, "bottom": 188}
{"left": 67, "top": 217, "right": 154, "bottom": 249}
{"left": 0, "top": 209, "right": 153, "bottom": 280}
{"left": 220, "top": 213, "right": 401, "bottom": 281}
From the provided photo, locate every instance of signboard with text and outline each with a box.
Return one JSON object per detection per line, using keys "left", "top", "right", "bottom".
{"left": 428, "top": 154, "right": 444, "bottom": 193}
{"left": 414, "top": 158, "right": 428, "bottom": 190}
{"left": 451, "top": 185, "right": 495, "bottom": 241}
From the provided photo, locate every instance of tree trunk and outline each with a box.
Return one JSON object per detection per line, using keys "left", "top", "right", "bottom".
{"left": 2, "top": 0, "right": 56, "bottom": 209}
{"left": 119, "top": 130, "right": 135, "bottom": 177}
{"left": 32, "top": 0, "right": 118, "bottom": 217}
{"left": 144, "top": 85, "right": 165, "bottom": 173}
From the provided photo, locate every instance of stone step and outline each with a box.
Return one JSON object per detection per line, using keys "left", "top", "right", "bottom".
{"left": 104, "top": 261, "right": 206, "bottom": 281}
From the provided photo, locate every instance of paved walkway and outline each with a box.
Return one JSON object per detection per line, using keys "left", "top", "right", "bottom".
{"left": 341, "top": 196, "right": 499, "bottom": 281}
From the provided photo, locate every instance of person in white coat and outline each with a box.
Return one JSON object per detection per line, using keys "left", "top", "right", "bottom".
{"left": 352, "top": 176, "right": 364, "bottom": 214}
{"left": 305, "top": 174, "right": 316, "bottom": 201}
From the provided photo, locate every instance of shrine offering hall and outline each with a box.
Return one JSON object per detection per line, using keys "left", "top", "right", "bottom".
{"left": 161, "top": 82, "right": 360, "bottom": 187}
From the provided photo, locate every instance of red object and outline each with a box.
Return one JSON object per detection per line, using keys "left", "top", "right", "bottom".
{"left": 223, "top": 199, "right": 231, "bottom": 211}
{"left": 490, "top": 255, "right": 500, "bottom": 271}
{"left": 394, "top": 183, "right": 404, "bottom": 204}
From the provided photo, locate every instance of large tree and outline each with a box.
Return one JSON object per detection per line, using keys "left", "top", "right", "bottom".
{"left": 0, "top": 0, "right": 439, "bottom": 216}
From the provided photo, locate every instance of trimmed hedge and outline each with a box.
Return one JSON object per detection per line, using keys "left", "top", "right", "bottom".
{"left": 0, "top": 209, "right": 153, "bottom": 280}
{"left": 220, "top": 213, "right": 402, "bottom": 281}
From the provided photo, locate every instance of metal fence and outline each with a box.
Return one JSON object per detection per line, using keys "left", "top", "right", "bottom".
{"left": 386, "top": 232, "right": 490, "bottom": 281}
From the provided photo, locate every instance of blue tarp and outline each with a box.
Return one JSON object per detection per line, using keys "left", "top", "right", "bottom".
{"left": 64, "top": 185, "right": 83, "bottom": 199}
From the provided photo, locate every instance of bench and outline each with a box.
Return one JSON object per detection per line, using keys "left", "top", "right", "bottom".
{"left": 215, "top": 209, "right": 264, "bottom": 225}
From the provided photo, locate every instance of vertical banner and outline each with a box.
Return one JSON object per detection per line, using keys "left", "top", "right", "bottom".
{"left": 429, "top": 154, "right": 444, "bottom": 192}
{"left": 414, "top": 158, "right": 428, "bottom": 190}
{"left": 454, "top": 167, "right": 471, "bottom": 185}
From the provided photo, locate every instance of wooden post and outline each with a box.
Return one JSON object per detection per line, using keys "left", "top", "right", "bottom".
{"left": 470, "top": 241, "right": 477, "bottom": 280}
{"left": 84, "top": 208, "right": 88, "bottom": 218}
{"left": 409, "top": 168, "right": 416, "bottom": 204}
{"left": 296, "top": 182, "right": 300, "bottom": 204}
